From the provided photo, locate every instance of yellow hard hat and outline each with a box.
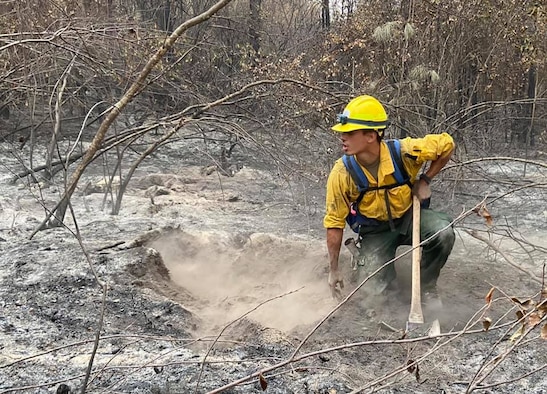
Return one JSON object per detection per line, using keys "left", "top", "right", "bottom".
{"left": 332, "top": 95, "right": 389, "bottom": 133}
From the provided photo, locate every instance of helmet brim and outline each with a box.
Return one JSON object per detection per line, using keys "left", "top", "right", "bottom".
{"left": 331, "top": 123, "right": 386, "bottom": 133}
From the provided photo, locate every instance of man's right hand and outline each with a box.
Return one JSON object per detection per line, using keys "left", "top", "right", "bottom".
{"left": 328, "top": 268, "right": 344, "bottom": 300}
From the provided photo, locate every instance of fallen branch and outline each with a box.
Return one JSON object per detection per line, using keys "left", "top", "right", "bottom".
{"left": 205, "top": 318, "right": 517, "bottom": 394}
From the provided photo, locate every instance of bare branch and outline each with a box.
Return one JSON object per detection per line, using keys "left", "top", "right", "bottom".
{"left": 466, "top": 230, "right": 543, "bottom": 284}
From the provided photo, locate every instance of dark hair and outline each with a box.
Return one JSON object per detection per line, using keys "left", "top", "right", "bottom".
{"left": 361, "top": 129, "right": 383, "bottom": 142}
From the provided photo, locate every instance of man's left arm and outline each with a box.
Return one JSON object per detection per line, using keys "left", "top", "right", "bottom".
{"left": 413, "top": 135, "right": 455, "bottom": 202}
{"left": 422, "top": 147, "right": 454, "bottom": 180}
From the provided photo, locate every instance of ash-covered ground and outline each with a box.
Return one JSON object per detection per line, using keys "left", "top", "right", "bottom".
{"left": 1, "top": 136, "right": 546, "bottom": 394}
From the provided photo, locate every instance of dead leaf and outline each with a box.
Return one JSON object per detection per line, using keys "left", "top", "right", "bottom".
{"left": 541, "top": 324, "right": 547, "bottom": 340}
{"left": 406, "top": 359, "right": 421, "bottom": 382}
{"left": 476, "top": 204, "right": 493, "bottom": 227}
{"left": 406, "top": 359, "right": 416, "bottom": 374}
{"left": 259, "top": 373, "right": 268, "bottom": 391}
{"left": 516, "top": 310, "right": 525, "bottom": 321}
{"left": 485, "top": 288, "right": 495, "bottom": 305}
{"left": 528, "top": 312, "right": 541, "bottom": 327}
{"left": 511, "top": 297, "right": 533, "bottom": 309}
{"left": 482, "top": 317, "right": 492, "bottom": 331}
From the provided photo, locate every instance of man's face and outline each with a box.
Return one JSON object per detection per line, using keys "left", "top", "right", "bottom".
{"left": 339, "top": 130, "right": 376, "bottom": 155}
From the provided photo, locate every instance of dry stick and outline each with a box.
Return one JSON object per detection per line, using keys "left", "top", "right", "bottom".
{"left": 1, "top": 336, "right": 269, "bottom": 394}
{"left": 0, "top": 355, "right": 297, "bottom": 394}
{"left": 347, "top": 337, "right": 446, "bottom": 394}
{"left": 523, "top": 74, "right": 539, "bottom": 177}
{"left": 0, "top": 374, "right": 88, "bottom": 394}
{"left": 485, "top": 182, "right": 547, "bottom": 207}
{"left": 511, "top": 226, "right": 547, "bottom": 256}
{"left": 0, "top": 26, "right": 69, "bottom": 51}
{"left": 10, "top": 153, "right": 82, "bottom": 183}
{"left": 194, "top": 287, "right": 304, "bottom": 394}
{"left": 472, "top": 362, "right": 547, "bottom": 391}
{"left": 206, "top": 320, "right": 517, "bottom": 394}
{"left": 167, "top": 78, "right": 338, "bottom": 122}
{"left": 466, "top": 230, "right": 543, "bottom": 284}
{"left": 106, "top": 356, "right": 284, "bottom": 370}
{"left": 466, "top": 313, "right": 547, "bottom": 393}
{"left": 464, "top": 286, "right": 544, "bottom": 393}
{"left": 5, "top": 355, "right": 286, "bottom": 394}
{"left": 485, "top": 222, "right": 547, "bottom": 257}
{"left": 233, "top": 365, "right": 358, "bottom": 390}
{"left": 100, "top": 323, "right": 280, "bottom": 392}
{"left": 86, "top": 339, "right": 142, "bottom": 389}
{"left": 0, "top": 334, "right": 197, "bottom": 369}
{"left": 65, "top": 100, "right": 109, "bottom": 166}
{"left": 29, "top": 0, "right": 236, "bottom": 237}
{"left": 10, "top": 122, "right": 153, "bottom": 183}
{"left": 45, "top": 57, "right": 73, "bottom": 180}
{"left": 444, "top": 157, "right": 547, "bottom": 172}
{"left": 98, "top": 338, "right": 185, "bottom": 393}
{"left": 348, "top": 291, "right": 508, "bottom": 393}
{"left": 111, "top": 120, "right": 181, "bottom": 215}
{"left": 65, "top": 203, "right": 108, "bottom": 394}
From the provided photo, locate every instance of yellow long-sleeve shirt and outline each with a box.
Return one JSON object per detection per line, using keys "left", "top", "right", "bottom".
{"left": 323, "top": 133, "right": 454, "bottom": 229}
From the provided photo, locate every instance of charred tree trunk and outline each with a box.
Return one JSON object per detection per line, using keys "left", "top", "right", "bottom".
{"left": 157, "top": 0, "right": 174, "bottom": 33}
{"left": 525, "top": 64, "right": 537, "bottom": 147}
{"left": 249, "top": 0, "right": 262, "bottom": 54}
{"left": 321, "top": 0, "right": 330, "bottom": 29}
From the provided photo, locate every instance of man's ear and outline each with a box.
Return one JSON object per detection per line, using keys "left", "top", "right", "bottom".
{"left": 363, "top": 130, "right": 377, "bottom": 142}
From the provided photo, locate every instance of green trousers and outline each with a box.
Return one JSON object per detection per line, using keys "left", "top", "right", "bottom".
{"left": 355, "top": 208, "right": 455, "bottom": 294}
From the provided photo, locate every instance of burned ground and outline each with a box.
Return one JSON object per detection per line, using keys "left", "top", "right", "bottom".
{"left": 1, "top": 136, "right": 546, "bottom": 394}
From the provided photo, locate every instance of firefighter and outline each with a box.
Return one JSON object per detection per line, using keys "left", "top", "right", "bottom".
{"left": 325, "top": 95, "right": 455, "bottom": 305}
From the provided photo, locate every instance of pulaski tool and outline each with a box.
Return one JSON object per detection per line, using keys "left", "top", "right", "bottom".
{"left": 406, "top": 195, "right": 441, "bottom": 336}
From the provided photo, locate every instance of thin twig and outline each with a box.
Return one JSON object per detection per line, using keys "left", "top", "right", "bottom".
{"left": 466, "top": 313, "right": 547, "bottom": 393}
{"left": 466, "top": 230, "right": 543, "bottom": 284}
{"left": 205, "top": 319, "right": 517, "bottom": 394}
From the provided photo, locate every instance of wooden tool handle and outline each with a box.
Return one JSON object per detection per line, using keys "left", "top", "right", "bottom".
{"left": 408, "top": 195, "right": 424, "bottom": 324}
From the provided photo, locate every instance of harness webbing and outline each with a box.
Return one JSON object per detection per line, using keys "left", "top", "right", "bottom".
{"left": 342, "top": 139, "right": 412, "bottom": 231}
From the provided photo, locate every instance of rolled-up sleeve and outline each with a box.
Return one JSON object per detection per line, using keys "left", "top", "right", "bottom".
{"left": 401, "top": 133, "right": 454, "bottom": 164}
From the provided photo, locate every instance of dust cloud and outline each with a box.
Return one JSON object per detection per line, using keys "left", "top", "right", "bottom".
{"left": 151, "top": 231, "right": 335, "bottom": 335}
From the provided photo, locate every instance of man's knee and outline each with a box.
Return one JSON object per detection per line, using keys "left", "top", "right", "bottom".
{"left": 422, "top": 210, "right": 455, "bottom": 249}
{"left": 437, "top": 225, "right": 455, "bottom": 252}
